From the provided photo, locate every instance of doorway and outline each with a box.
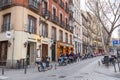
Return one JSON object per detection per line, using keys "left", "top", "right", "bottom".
{"left": 27, "top": 42, "right": 36, "bottom": 65}
{"left": 51, "top": 44, "right": 56, "bottom": 61}
{"left": 0, "top": 41, "right": 8, "bottom": 66}
{"left": 42, "top": 44, "right": 48, "bottom": 59}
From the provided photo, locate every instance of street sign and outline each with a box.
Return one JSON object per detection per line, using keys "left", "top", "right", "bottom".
{"left": 112, "top": 40, "right": 119, "bottom": 46}
{"left": 6, "top": 31, "right": 11, "bottom": 39}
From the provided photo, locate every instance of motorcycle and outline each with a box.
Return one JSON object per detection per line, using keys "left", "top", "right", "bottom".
{"left": 37, "top": 62, "right": 53, "bottom": 72}
{"left": 35, "top": 58, "right": 52, "bottom": 72}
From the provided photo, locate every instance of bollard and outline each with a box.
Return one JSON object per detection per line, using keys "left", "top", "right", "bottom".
{"left": 112, "top": 62, "right": 117, "bottom": 72}
{"left": 24, "top": 61, "right": 27, "bottom": 74}
{"left": 98, "top": 61, "right": 100, "bottom": 66}
{"left": 113, "top": 62, "right": 117, "bottom": 72}
{"left": 2, "top": 67, "right": 4, "bottom": 75}
{"left": 117, "top": 62, "right": 120, "bottom": 72}
{"left": 55, "top": 64, "right": 57, "bottom": 70}
{"left": 24, "top": 66, "right": 27, "bottom": 74}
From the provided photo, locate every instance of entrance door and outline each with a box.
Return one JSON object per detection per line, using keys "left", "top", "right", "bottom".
{"left": 27, "top": 42, "right": 36, "bottom": 65}
{"left": 51, "top": 44, "right": 56, "bottom": 61}
{"left": 0, "top": 41, "right": 8, "bottom": 66}
{"left": 42, "top": 44, "right": 48, "bottom": 59}
{"left": 27, "top": 43, "right": 30, "bottom": 65}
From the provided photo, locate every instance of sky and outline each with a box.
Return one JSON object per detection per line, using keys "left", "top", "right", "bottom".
{"left": 80, "top": 0, "right": 119, "bottom": 38}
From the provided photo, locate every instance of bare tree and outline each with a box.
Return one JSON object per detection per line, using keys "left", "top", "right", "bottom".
{"left": 85, "top": 0, "right": 120, "bottom": 54}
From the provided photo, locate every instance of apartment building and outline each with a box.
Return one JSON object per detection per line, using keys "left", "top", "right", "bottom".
{"left": 73, "top": 0, "right": 82, "bottom": 56}
{"left": 0, "top": 0, "right": 74, "bottom": 67}
{"left": 81, "top": 11, "right": 103, "bottom": 55}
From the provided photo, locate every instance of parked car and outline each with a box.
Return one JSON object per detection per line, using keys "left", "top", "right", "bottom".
{"left": 101, "top": 55, "right": 109, "bottom": 64}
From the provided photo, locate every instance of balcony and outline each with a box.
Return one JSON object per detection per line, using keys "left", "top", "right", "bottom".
{"left": 1, "top": 23, "right": 13, "bottom": 32}
{"left": 0, "top": 0, "right": 12, "bottom": 9}
{"left": 59, "top": 1, "right": 64, "bottom": 9}
{"left": 65, "top": 24, "right": 70, "bottom": 31}
{"left": 52, "top": 15, "right": 59, "bottom": 24}
{"left": 69, "top": 10, "right": 74, "bottom": 21}
{"left": 83, "top": 32, "right": 89, "bottom": 38}
{"left": 65, "top": 7, "right": 69, "bottom": 13}
{"left": 42, "top": 8, "right": 50, "bottom": 19}
{"left": 53, "top": 0, "right": 58, "bottom": 3}
{"left": 59, "top": 21, "right": 65, "bottom": 28}
{"left": 69, "top": 26, "right": 73, "bottom": 33}
{"left": 69, "top": 0, "right": 73, "bottom": 5}
{"left": 28, "top": 0, "right": 40, "bottom": 11}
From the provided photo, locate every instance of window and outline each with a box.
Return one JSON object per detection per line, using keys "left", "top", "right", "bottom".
{"left": 52, "top": 7, "right": 57, "bottom": 22}
{"left": 41, "top": 22, "right": 48, "bottom": 37}
{"left": 70, "top": 35, "right": 72, "bottom": 44}
{"left": 65, "top": 33, "right": 68, "bottom": 43}
{"left": 43, "top": 1, "right": 48, "bottom": 14}
{"left": 59, "top": 30, "right": 63, "bottom": 42}
{"left": 51, "top": 27, "right": 56, "bottom": 40}
{"left": 65, "top": 18, "right": 68, "bottom": 27}
{"left": 28, "top": 16, "right": 36, "bottom": 34}
{"left": 65, "top": 2, "right": 67, "bottom": 9}
{"left": 2, "top": 13, "right": 11, "bottom": 31}
{"left": 60, "top": 13, "right": 62, "bottom": 24}
{"left": 53, "top": 7, "right": 56, "bottom": 16}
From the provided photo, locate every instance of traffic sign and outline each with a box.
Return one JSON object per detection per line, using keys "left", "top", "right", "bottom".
{"left": 112, "top": 40, "right": 119, "bottom": 46}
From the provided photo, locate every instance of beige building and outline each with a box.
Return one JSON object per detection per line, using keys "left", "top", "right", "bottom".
{"left": 73, "top": 0, "right": 82, "bottom": 56}
{"left": 81, "top": 11, "right": 103, "bottom": 55}
{"left": 0, "top": 0, "right": 74, "bottom": 67}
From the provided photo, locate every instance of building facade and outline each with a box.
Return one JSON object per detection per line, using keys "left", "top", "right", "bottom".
{"left": 0, "top": 0, "right": 74, "bottom": 67}
{"left": 73, "top": 0, "right": 82, "bottom": 56}
{"left": 81, "top": 11, "right": 103, "bottom": 56}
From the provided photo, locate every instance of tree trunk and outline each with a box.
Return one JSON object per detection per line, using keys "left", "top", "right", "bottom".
{"left": 104, "top": 35, "right": 111, "bottom": 55}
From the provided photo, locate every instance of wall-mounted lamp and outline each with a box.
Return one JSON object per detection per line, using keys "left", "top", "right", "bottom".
{"left": 8, "top": 41, "right": 11, "bottom": 47}
{"left": 24, "top": 42, "right": 28, "bottom": 47}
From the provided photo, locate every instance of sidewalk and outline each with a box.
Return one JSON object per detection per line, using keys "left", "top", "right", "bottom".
{"left": 0, "top": 58, "right": 120, "bottom": 80}
{"left": 95, "top": 62, "right": 120, "bottom": 78}
{"left": 65, "top": 60, "right": 120, "bottom": 80}
{"left": 0, "top": 62, "right": 58, "bottom": 80}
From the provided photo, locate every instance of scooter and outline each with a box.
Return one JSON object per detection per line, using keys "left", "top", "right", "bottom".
{"left": 36, "top": 61, "right": 52, "bottom": 72}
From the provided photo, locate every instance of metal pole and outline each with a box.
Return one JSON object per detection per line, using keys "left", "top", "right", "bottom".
{"left": 24, "top": 62, "right": 27, "bottom": 74}
{"left": 12, "top": 37, "right": 15, "bottom": 68}
{"left": 117, "top": 61, "right": 120, "bottom": 72}
{"left": 113, "top": 62, "right": 117, "bottom": 72}
{"left": 2, "top": 67, "right": 4, "bottom": 75}
{"left": 55, "top": 64, "right": 57, "bottom": 70}
{"left": 98, "top": 61, "right": 100, "bottom": 66}
{"left": 24, "top": 41, "right": 28, "bottom": 74}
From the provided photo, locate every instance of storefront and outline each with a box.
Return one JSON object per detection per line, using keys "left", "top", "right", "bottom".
{"left": 57, "top": 41, "right": 74, "bottom": 59}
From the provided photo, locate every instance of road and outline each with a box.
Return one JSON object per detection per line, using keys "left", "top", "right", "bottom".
{"left": 1, "top": 56, "right": 120, "bottom": 80}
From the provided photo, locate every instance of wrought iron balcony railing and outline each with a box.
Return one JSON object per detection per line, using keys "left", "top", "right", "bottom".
{"left": 28, "top": 0, "right": 40, "bottom": 11}
{"left": 42, "top": 8, "right": 50, "bottom": 19}
{"left": 52, "top": 15, "right": 59, "bottom": 24}
{"left": 0, "top": 0, "right": 12, "bottom": 9}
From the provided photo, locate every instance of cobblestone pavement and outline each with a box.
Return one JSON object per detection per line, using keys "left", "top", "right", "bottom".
{"left": 0, "top": 57, "right": 120, "bottom": 80}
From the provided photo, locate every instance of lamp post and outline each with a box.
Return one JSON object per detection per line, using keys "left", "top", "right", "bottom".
{"left": 12, "top": 37, "right": 15, "bottom": 68}
{"left": 77, "top": 34, "right": 80, "bottom": 56}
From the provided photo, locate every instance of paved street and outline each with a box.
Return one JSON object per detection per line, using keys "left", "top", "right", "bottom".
{"left": 0, "top": 56, "right": 120, "bottom": 80}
